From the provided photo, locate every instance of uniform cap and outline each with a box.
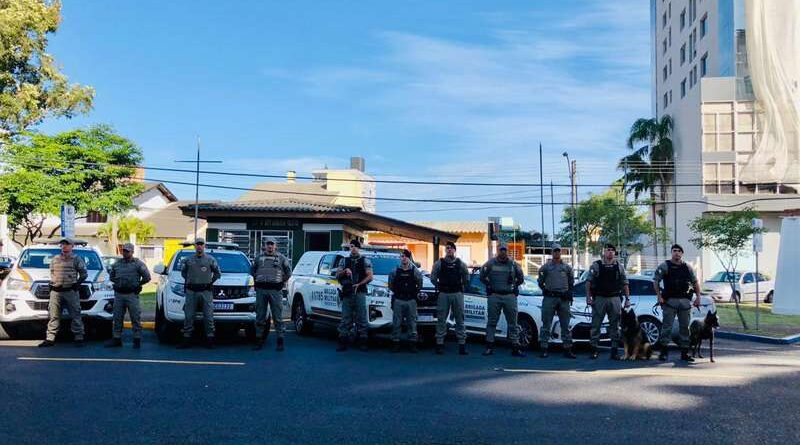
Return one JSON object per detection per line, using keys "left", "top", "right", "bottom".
{"left": 264, "top": 236, "right": 277, "bottom": 245}
{"left": 194, "top": 237, "right": 206, "bottom": 245}
{"left": 122, "top": 243, "right": 135, "bottom": 252}
{"left": 551, "top": 243, "right": 562, "bottom": 251}
{"left": 498, "top": 243, "right": 508, "bottom": 251}
{"left": 58, "top": 237, "right": 74, "bottom": 245}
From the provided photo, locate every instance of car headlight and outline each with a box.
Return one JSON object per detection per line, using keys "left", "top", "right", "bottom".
{"left": 368, "top": 285, "right": 388, "bottom": 298}
{"left": 6, "top": 278, "right": 31, "bottom": 291}
{"left": 170, "top": 283, "right": 186, "bottom": 296}
{"left": 95, "top": 281, "right": 114, "bottom": 292}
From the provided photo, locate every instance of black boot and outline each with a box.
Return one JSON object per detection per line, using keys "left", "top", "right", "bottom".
{"left": 540, "top": 348, "right": 549, "bottom": 358}
{"left": 435, "top": 344, "right": 444, "bottom": 355}
{"left": 252, "top": 340, "right": 264, "bottom": 351}
{"left": 74, "top": 338, "right": 84, "bottom": 348}
{"left": 276, "top": 337, "right": 284, "bottom": 352}
{"left": 336, "top": 338, "right": 349, "bottom": 352}
{"left": 176, "top": 337, "right": 192, "bottom": 349}
{"left": 409, "top": 342, "right": 419, "bottom": 353}
{"left": 482, "top": 342, "right": 494, "bottom": 356}
{"left": 38, "top": 339, "right": 55, "bottom": 348}
{"left": 680, "top": 349, "right": 695, "bottom": 362}
{"left": 358, "top": 338, "right": 369, "bottom": 352}
{"left": 132, "top": 338, "right": 141, "bottom": 349}
{"left": 610, "top": 347, "right": 621, "bottom": 361}
{"left": 658, "top": 345, "right": 668, "bottom": 361}
{"left": 590, "top": 346, "right": 600, "bottom": 360}
{"left": 391, "top": 342, "right": 402, "bottom": 353}
{"left": 459, "top": 344, "right": 469, "bottom": 356}
{"left": 104, "top": 338, "right": 123, "bottom": 348}
{"left": 511, "top": 346, "right": 526, "bottom": 357}
{"left": 204, "top": 337, "right": 215, "bottom": 350}
{"left": 563, "top": 347, "right": 576, "bottom": 359}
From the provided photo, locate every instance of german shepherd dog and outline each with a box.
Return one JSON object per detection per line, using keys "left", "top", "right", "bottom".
{"left": 620, "top": 307, "right": 652, "bottom": 360}
{"left": 690, "top": 310, "right": 719, "bottom": 362}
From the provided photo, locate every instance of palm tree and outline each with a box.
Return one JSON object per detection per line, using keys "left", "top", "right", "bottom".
{"left": 619, "top": 115, "right": 674, "bottom": 258}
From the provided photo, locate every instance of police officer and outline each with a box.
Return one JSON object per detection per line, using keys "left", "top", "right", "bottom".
{"left": 178, "top": 238, "right": 221, "bottom": 349}
{"left": 105, "top": 243, "right": 151, "bottom": 349}
{"left": 480, "top": 243, "right": 525, "bottom": 357}
{"left": 587, "top": 243, "right": 629, "bottom": 360}
{"left": 336, "top": 239, "right": 373, "bottom": 352}
{"left": 389, "top": 249, "right": 423, "bottom": 353}
{"left": 537, "top": 244, "right": 576, "bottom": 358}
{"left": 39, "top": 237, "right": 88, "bottom": 347}
{"left": 430, "top": 241, "right": 469, "bottom": 355}
{"left": 653, "top": 244, "right": 702, "bottom": 362}
{"left": 250, "top": 237, "right": 292, "bottom": 351}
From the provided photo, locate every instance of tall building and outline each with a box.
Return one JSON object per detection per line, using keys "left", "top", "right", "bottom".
{"left": 651, "top": 0, "right": 799, "bottom": 279}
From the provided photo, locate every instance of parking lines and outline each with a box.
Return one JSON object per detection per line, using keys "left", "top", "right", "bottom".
{"left": 18, "top": 357, "right": 245, "bottom": 366}
{"left": 494, "top": 367, "right": 746, "bottom": 379}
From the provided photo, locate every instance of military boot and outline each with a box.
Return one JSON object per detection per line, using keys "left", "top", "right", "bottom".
{"left": 563, "top": 347, "right": 577, "bottom": 359}
{"left": 205, "top": 337, "right": 216, "bottom": 350}
{"left": 176, "top": 337, "right": 192, "bottom": 349}
{"left": 610, "top": 347, "right": 621, "bottom": 361}
{"left": 680, "top": 349, "right": 695, "bottom": 362}
{"left": 132, "top": 338, "right": 141, "bottom": 349}
{"left": 435, "top": 344, "right": 444, "bottom": 355}
{"left": 104, "top": 338, "right": 123, "bottom": 348}
{"left": 482, "top": 342, "right": 495, "bottom": 356}
{"left": 409, "top": 342, "right": 419, "bottom": 354}
{"left": 658, "top": 346, "right": 668, "bottom": 361}
{"left": 511, "top": 346, "right": 526, "bottom": 357}
{"left": 540, "top": 347, "right": 550, "bottom": 358}
{"left": 590, "top": 346, "right": 600, "bottom": 360}
{"left": 336, "top": 338, "right": 349, "bottom": 352}
{"left": 252, "top": 339, "right": 265, "bottom": 351}
{"left": 38, "top": 340, "right": 55, "bottom": 348}
{"left": 459, "top": 344, "right": 469, "bottom": 356}
{"left": 276, "top": 337, "right": 285, "bottom": 352}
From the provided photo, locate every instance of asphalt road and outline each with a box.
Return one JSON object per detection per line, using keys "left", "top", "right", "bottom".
{"left": 1, "top": 327, "right": 799, "bottom": 445}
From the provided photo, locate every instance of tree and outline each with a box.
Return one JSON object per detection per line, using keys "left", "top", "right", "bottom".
{"left": 0, "top": 0, "right": 94, "bottom": 137}
{"left": 619, "top": 115, "right": 674, "bottom": 258}
{"left": 98, "top": 217, "right": 156, "bottom": 249}
{"left": 558, "top": 185, "right": 655, "bottom": 260}
{"left": 688, "top": 209, "right": 764, "bottom": 330}
{"left": 0, "top": 125, "right": 144, "bottom": 245}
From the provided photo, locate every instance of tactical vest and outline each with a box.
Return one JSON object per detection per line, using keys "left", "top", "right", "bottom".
{"left": 111, "top": 259, "right": 146, "bottom": 293}
{"left": 437, "top": 258, "right": 463, "bottom": 293}
{"left": 392, "top": 267, "right": 419, "bottom": 300}
{"left": 254, "top": 254, "right": 285, "bottom": 289}
{"left": 663, "top": 261, "right": 693, "bottom": 299}
{"left": 184, "top": 254, "right": 216, "bottom": 289}
{"left": 486, "top": 260, "right": 516, "bottom": 295}
{"left": 344, "top": 256, "right": 368, "bottom": 294}
{"left": 593, "top": 260, "right": 622, "bottom": 297}
{"left": 50, "top": 255, "right": 81, "bottom": 289}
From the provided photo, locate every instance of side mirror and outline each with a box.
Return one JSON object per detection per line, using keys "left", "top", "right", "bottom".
{"left": 153, "top": 264, "right": 166, "bottom": 275}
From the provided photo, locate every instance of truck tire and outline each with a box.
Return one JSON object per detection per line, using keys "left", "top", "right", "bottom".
{"left": 292, "top": 296, "right": 314, "bottom": 335}
{"left": 155, "top": 305, "right": 179, "bottom": 343}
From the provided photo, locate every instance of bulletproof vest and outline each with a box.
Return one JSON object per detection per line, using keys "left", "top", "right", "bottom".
{"left": 344, "top": 255, "right": 368, "bottom": 294}
{"left": 111, "top": 259, "right": 145, "bottom": 291}
{"left": 593, "top": 260, "right": 622, "bottom": 297}
{"left": 663, "top": 261, "right": 693, "bottom": 299}
{"left": 392, "top": 267, "right": 419, "bottom": 300}
{"left": 254, "top": 254, "right": 285, "bottom": 283}
{"left": 184, "top": 254, "right": 216, "bottom": 285}
{"left": 50, "top": 255, "right": 81, "bottom": 287}
{"left": 487, "top": 260, "right": 515, "bottom": 294}
{"left": 437, "top": 258, "right": 463, "bottom": 292}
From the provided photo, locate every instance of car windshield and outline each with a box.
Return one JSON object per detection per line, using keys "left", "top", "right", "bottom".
{"left": 172, "top": 251, "right": 251, "bottom": 273}
{"left": 366, "top": 257, "right": 403, "bottom": 276}
{"left": 708, "top": 272, "right": 740, "bottom": 282}
{"left": 519, "top": 277, "right": 543, "bottom": 296}
{"left": 17, "top": 249, "right": 103, "bottom": 270}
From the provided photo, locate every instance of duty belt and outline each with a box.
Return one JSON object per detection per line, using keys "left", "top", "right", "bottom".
{"left": 254, "top": 281, "right": 283, "bottom": 290}
{"left": 186, "top": 283, "right": 212, "bottom": 292}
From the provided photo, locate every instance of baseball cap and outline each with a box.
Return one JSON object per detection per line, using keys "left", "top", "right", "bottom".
{"left": 498, "top": 243, "right": 508, "bottom": 251}
{"left": 122, "top": 243, "right": 134, "bottom": 252}
{"left": 349, "top": 239, "right": 362, "bottom": 248}
{"left": 551, "top": 243, "right": 562, "bottom": 251}
{"left": 194, "top": 237, "right": 206, "bottom": 245}
{"left": 58, "top": 237, "right": 73, "bottom": 245}
{"left": 264, "top": 236, "right": 277, "bottom": 245}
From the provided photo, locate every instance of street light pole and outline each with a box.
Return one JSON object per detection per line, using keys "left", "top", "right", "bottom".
{"left": 563, "top": 152, "right": 578, "bottom": 269}
{"left": 539, "top": 143, "right": 546, "bottom": 266}
{"left": 175, "top": 137, "right": 222, "bottom": 239}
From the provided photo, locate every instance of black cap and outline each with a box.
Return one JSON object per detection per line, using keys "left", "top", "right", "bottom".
{"left": 671, "top": 244, "right": 684, "bottom": 253}
{"left": 401, "top": 249, "right": 413, "bottom": 259}
{"left": 604, "top": 243, "right": 617, "bottom": 253}
{"left": 445, "top": 241, "right": 456, "bottom": 250}
{"left": 349, "top": 239, "right": 361, "bottom": 248}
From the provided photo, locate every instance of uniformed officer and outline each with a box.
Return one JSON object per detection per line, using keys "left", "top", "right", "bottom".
{"left": 653, "top": 244, "right": 702, "bottom": 362}
{"left": 250, "top": 237, "right": 292, "bottom": 351}
{"left": 388, "top": 249, "right": 423, "bottom": 353}
{"left": 430, "top": 241, "right": 470, "bottom": 355}
{"left": 178, "top": 238, "right": 221, "bottom": 349}
{"left": 480, "top": 244, "right": 526, "bottom": 357}
{"left": 335, "top": 239, "right": 373, "bottom": 352}
{"left": 587, "top": 243, "right": 629, "bottom": 360}
{"left": 105, "top": 243, "right": 151, "bottom": 349}
{"left": 537, "top": 244, "right": 576, "bottom": 358}
{"left": 39, "top": 237, "right": 88, "bottom": 347}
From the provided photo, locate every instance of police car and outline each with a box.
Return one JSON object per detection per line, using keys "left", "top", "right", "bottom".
{"left": 287, "top": 247, "right": 439, "bottom": 336}
{"left": 152, "top": 242, "right": 256, "bottom": 342}
{"left": 0, "top": 240, "right": 115, "bottom": 339}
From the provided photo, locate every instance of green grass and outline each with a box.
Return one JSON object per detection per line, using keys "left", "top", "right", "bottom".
{"left": 139, "top": 282, "right": 156, "bottom": 312}
{"left": 716, "top": 302, "right": 800, "bottom": 338}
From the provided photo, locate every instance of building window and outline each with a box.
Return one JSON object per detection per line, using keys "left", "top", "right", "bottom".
{"left": 663, "top": 12, "right": 667, "bottom": 28}
{"left": 680, "top": 44, "right": 686, "bottom": 65}
{"left": 663, "top": 65, "right": 668, "bottom": 81}
{"left": 700, "top": 14, "right": 708, "bottom": 38}
{"left": 680, "top": 9, "right": 686, "bottom": 30}
{"left": 663, "top": 93, "right": 668, "bottom": 109}
{"left": 669, "top": 90, "right": 673, "bottom": 104}
{"left": 663, "top": 38, "right": 668, "bottom": 55}
{"left": 681, "top": 78, "right": 687, "bottom": 97}
{"left": 689, "top": 0, "right": 697, "bottom": 23}
{"left": 701, "top": 53, "right": 708, "bottom": 77}
{"left": 704, "top": 163, "right": 736, "bottom": 195}
{"left": 668, "top": 27, "right": 672, "bottom": 46}
{"left": 669, "top": 58, "right": 673, "bottom": 75}
{"left": 86, "top": 211, "right": 107, "bottom": 223}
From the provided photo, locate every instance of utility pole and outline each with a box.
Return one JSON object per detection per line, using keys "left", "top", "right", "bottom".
{"left": 550, "top": 180, "right": 555, "bottom": 244}
{"left": 539, "top": 143, "right": 546, "bottom": 266}
{"left": 175, "top": 137, "right": 222, "bottom": 239}
{"left": 562, "top": 152, "right": 578, "bottom": 269}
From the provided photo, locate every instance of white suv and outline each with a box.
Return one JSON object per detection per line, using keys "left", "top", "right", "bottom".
{"left": 0, "top": 241, "right": 115, "bottom": 339}
{"left": 287, "top": 249, "right": 439, "bottom": 336}
{"left": 152, "top": 243, "right": 256, "bottom": 342}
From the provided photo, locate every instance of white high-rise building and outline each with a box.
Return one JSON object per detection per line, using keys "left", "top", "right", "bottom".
{"left": 651, "top": 0, "right": 799, "bottom": 281}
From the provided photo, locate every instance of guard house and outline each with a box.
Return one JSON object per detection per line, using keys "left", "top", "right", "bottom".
{"left": 181, "top": 199, "right": 459, "bottom": 266}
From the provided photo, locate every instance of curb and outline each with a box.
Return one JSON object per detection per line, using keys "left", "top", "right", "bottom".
{"left": 124, "top": 321, "right": 155, "bottom": 330}
{"left": 716, "top": 330, "right": 800, "bottom": 345}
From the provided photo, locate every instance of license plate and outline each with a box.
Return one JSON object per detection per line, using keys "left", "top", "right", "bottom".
{"left": 213, "top": 301, "right": 234, "bottom": 311}
{"left": 417, "top": 315, "right": 435, "bottom": 322}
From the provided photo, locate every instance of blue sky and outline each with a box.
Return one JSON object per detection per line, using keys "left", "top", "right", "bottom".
{"left": 42, "top": 0, "right": 652, "bottom": 232}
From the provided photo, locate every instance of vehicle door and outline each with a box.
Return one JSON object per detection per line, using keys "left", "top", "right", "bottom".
{"left": 463, "top": 271, "right": 491, "bottom": 335}
{"left": 740, "top": 273, "right": 756, "bottom": 302}
{"left": 309, "top": 254, "right": 342, "bottom": 318}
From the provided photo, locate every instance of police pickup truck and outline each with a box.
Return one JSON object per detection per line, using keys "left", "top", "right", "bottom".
{"left": 0, "top": 240, "right": 115, "bottom": 339}
{"left": 152, "top": 242, "right": 256, "bottom": 342}
{"left": 287, "top": 248, "right": 438, "bottom": 336}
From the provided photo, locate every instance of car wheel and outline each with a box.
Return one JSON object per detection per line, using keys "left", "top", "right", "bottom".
{"left": 517, "top": 315, "right": 539, "bottom": 350}
{"left": 765, "top": 291, "right": 773, "bottom": 304}
{"left": 638, "top": 316, "right": 662, "bottom": 345}
{"left": 1, "top": 322, "right": 44, "bottom": 340}
{"left": 155, "top": 304, "right": 179, "bottom": 343}
{"left": 292, "top": 296, "right": 313, "bottom": 335}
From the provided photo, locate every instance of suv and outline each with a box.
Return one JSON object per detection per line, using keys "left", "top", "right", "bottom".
{"left": 287, "top": 249, "right": 439, "bottom": 336}
{"left": 0, "top": 241, "right": 115, "bottom": 339}
{"left": 152, "top": 243, "right": 256, "bottom": 342}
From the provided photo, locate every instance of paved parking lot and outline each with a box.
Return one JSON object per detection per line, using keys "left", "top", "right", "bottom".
{"left": 2, "top": 327, "right": 799, "bottom": 445}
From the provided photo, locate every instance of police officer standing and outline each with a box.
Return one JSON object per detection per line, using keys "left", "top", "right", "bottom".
{"left": 336, "top": 239, "right": 373, "bottom": 352}
{"left": 537, "top": 244, "right": 576, "bottom": 358}
{"left": 178, "top": 238, "right": 221, "bottom": 349}
{"left": 653, "top": 244, "right": 702, "bottom": 362}
{"left": 480, "top": 244, "right": 525, "bottom": 357}
{"left": 250, "top": 237, "right": 292, "bottom": 351}
{"left": 587, "top": 244, "right": 629, "bottom": 360}
{"left": 430, "top": 241, "right": 469, "bottom": 355}
{"left": 39, "top": 238, "right": 88, "bottom": 347}
{"left": 105, "top": 243, "right": 151, "bottom": 349}
{"left": 389, "top": 249, "right": 423, "bottom": 353}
